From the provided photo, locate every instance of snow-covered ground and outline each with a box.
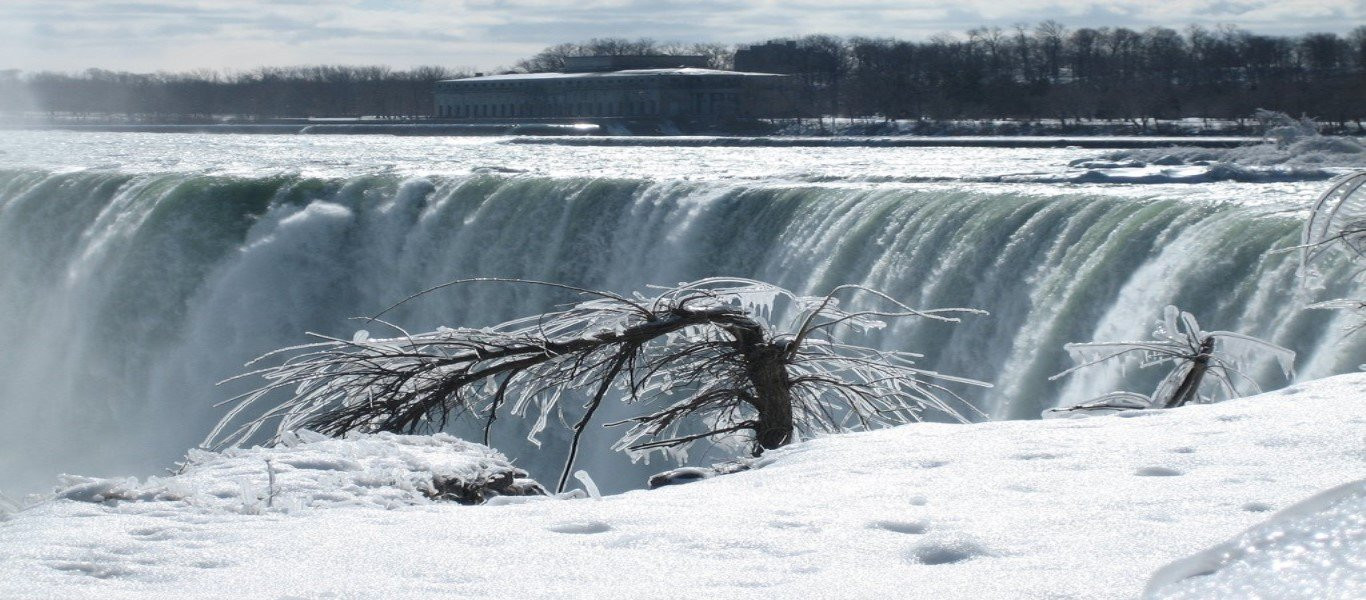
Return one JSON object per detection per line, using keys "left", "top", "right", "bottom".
{"left": 2, "top": 374, "right": 1362, "bottom": 599}
{"left": 1147, "top": 478, "right": 1364, "bottom": 599}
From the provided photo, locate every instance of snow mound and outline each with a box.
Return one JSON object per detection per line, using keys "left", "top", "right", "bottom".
{"left": 51, "top": 431, "right": 546, "bottom": 512}
{"left": 1145, "top": 478, "right": 1366, "bottom": 599}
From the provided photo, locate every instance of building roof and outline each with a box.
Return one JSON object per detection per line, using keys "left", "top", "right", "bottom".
{"left": 438, "top": 68, "right": 784, "bottom": 84}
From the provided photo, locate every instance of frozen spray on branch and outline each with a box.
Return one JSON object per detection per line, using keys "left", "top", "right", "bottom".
{"left": 1046, "top": 305, "right": 1294, "bottom": 416}
{"left": 209, "top": 278, "right": 990, "bottom": 492}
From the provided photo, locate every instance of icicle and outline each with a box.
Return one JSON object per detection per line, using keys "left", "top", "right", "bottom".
{"left": 573, "top": 470, "right": 601, "bottom": 500}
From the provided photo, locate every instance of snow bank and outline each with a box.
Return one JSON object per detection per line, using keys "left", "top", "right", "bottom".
{"left": 1, "top": 374, "right": 1363, "bottom": 599}
{"left": 48, "top": 430, "right": 545, "bottom": 512}
{"left": 1145, "top": 478, "right": 1365, "bottom": 599}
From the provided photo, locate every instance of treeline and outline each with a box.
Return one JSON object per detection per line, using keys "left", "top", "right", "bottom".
{"left": 0, "top": 65, "right": 467, "bottom": 120}
{"left": 2, "top": 23, "right": 1364, "bottom": 126}
{"left": 515, "top": 39, "right": 734, "bottom": 72}
{"left": 730, "top": 24, "right": 1366, "bottom": 127}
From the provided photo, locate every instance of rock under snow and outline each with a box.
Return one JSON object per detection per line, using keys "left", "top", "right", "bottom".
{"left": 49, "top": 430, "right": 545, "bottom": 512}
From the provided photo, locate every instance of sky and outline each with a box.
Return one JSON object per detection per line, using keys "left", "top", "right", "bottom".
{"left": 1, "top": 0, "right": 1362, "bottom": 73}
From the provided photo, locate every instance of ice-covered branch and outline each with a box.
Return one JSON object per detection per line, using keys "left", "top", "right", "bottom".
{"left": 210, "top": 278, "right": 990, "bottom": 479}
{"left": 1047, "top": 305, "right": 1294, "bottom": 414}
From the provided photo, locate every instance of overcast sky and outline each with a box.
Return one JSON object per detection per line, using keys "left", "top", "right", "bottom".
{"left": 2, "top": 0, "right": 1362, "bottom": 73}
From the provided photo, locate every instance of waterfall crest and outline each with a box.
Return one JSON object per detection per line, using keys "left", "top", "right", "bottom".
{"left": 2, "top": 169, "right": 1360, "bottom": 493}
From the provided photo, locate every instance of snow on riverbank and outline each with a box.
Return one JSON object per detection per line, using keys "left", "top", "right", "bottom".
{"left": 2, "top": 374, "right": 1363, "bottom": 599}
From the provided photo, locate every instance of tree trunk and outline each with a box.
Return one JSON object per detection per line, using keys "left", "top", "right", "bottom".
{"left": 721, "top": 320, "right": 795, "bottom": 453}
{"left": 1164, "top": 336, "right": 1215, "bottom": 408}
{"left": 744, "top": 342, "right": 795, "bottom": 452}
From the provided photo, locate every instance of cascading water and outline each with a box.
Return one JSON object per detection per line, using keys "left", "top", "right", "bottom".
{"left": 2, "top": 167, "right": 1362, "bottom": 495}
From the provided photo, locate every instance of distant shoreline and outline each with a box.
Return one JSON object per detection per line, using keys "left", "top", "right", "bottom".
{"left": 501, "top": 136, "right": 1260, "bottom": 148}
{"left": 1, "top": 123, "right": 1272, "bottom": 148}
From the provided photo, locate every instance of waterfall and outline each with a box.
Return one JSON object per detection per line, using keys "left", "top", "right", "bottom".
{"left": 2, "top": 169, "right": 1361, "bottom": 494}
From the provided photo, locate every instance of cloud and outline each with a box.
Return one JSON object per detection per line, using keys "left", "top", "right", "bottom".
{"left": 0, "top": 0, "right": 1361, "bottom": 72}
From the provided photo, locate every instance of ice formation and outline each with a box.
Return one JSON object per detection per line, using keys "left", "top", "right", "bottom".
{"left": 49, "top": 430, "right": 545, "bottom": 512}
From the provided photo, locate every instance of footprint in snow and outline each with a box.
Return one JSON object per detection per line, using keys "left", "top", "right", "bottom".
{"left": 51, "top": 561, "right": 135, "bottom": 580}
{"left": 1113, "top": 410, "right": 1161, "bottom": 419}
{"left": 904, "top": 536, "right": 994, "bottom": 565}
{"left": 869, "top": 519, "right": 928, "bottom": 535}
{"left": 1241, "top": 501, "right": 1275, "bottom": 513}
{"left": 547, "top": 520, "right": 612, "bottom": 534}
{"left": 1135, "top": 466, "right": 1184, "bottom": 477}
{"left": 192, "top": 559, "right": 230, "bottom": 569}
{"left": 129, "top": 526, "right": 181, "bottom": 541}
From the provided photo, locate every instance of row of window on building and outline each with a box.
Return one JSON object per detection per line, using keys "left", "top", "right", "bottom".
{"left": 437, "top": 100, "right": 660, "bottom": 119}
{"left": 440, "top": 77, "right": 673, "bottom": 92}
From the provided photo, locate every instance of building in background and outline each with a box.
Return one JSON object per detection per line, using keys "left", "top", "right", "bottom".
{"left": 433, "top": 56, "right": 792, "bottom": 131}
